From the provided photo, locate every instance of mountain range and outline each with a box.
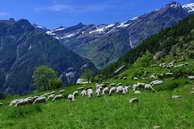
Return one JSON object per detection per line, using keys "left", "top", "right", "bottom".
{"left": 43, "top": 2, "right": 194, "bottom": 69}
{"left": 1, "top": 2, "right": 194, "bottom": 95}
{"left": 0, "top": 19, "right": 96, "bottom": 95}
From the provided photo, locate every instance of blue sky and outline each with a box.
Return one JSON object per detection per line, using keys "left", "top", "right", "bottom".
{"left": 0, "top": 0, "right": 193, "bottom": 29}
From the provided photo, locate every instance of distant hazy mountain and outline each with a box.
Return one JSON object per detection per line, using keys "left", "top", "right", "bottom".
{"left": 0, "top": 19, "right": 96, "bottom": 95}
{"left": 46, "top": 2, "right": 194, "bottom": 69}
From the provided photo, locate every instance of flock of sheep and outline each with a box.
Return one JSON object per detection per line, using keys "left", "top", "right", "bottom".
{"left": 9, "top": 80, "right": 164, "bottom": 107}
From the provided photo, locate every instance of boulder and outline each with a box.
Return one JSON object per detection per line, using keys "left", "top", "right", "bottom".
{"left": 151, "top": 80, "right": 163, "bottom": 85}
{"left": 153, "top": 51, "right": 165, "bottom": 60}
{"left": 172, "top": 96, "right": 183, "bottom": 99}
{"left": 188, "top": 76, "right": 194, "bottom": 80}
{"left": 133, "top": 77, "right": 139, "bottom": 80}
{"left": 153, "top": 125, "right": 161, "bottom": 129}
{"left": 134, "top": 90, "right": 141, "bottom": 94}
{"left": 129, "top": 98, "right": 139, "bottom": 103}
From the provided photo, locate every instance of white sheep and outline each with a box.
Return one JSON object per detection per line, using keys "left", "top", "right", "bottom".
{"left": 52, "top": 94, "right": 64, "bottom": 101}
{"left": 109, "top": 87, "right": 117, "bottom": 95}
{"left": 80, "top": 90, "right": 87, "bottom": 96}
{"left": 96, "top": 84, "right": 103, "bottom": 90}
{"left": 116, "top": 86, "right": 124, "bottom": 93}
{"left": 87, "top": 88, "right": 93, "bottom": 98}
{"left": 96, "top": 88, "right": 102, "bottom": 97}
{"left": 144, "top": 84, "right": 156, "bottom": 91}
{"left": 73, "top": 91, "right": 79, "bottom": 96}
{"left": 33, "top": 96, "right": 46, "bottom": 104}
{"left": 122, "top": 86, "right": 129, "bottom": 94}
{"left": 47, "top": 94, "right": 55, "bottom": 101}
{"left": 68, "top": 94, "right": 75, "bottom": 101}
{"left": 102, "top": 87, "right": 109, "bottom": 95}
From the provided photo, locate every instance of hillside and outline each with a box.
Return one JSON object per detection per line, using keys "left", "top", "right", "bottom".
{"left": 0, "top": 58, "right": 194, "bottom": 128}
{"left": 100, "top": 14, "right": 194, "bottom": 79}
{"left": 46, "top": 2, "right": 193, "bottom": 69}
{"left": 0, "top": 19, "right": 97, "bottom": 95}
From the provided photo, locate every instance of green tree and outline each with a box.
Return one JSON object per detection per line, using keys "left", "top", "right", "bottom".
{"left": 33, "top": 66, "right": 62, "bottom": 90}
{"left": 81, "top": 69, "right": 94, "bottom": 83}
{"left": 48, "top": 78, "right": 64, "bottom": 90}
{"left": 134, "top": 51, "right": 154, "bottom": 67}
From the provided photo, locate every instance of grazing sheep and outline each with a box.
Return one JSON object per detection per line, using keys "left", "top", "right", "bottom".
{"left": 116, "top": 86, "right": 124, "bottom": 93}
{"left": 129, "top": 98, "right": 139, "bottom": 103}
{"left": 9, "top": 99, "right": 23, "bottom": 106}
{"left": 80, "top": 90, "right": 87, "bottom": 96}
{"left": 109, "top": 87, "right": 117, "bottom": 95}
{"left": 87, "top": 88, "right": 93, "bottom": 98}
{"left": 96, "top": 88, "right": 102, "bottom": 97}
{"left": 133, "top": 83, "right": 146, "bottom": 91}
{"left": 47, "top": 94, "right": 55, "bottom": 101}
{"left": 102, "top": 87, "right": 109, "bottom": 95}
{"left": 52, "top": 94, "right": 64, "bottom": 101}
{"left": 33, "top": 96, "right": 46, "bottom": 104}
{"left": 73, "top": 91, "right": 79, "bottom": 96}
{"left": 122, "top": 86, "right": 129, "bottom": 94}
{"left": 145, "top": 84, "right": 156, "bottom": 91}
{"left": 96, "top": 84, "right": 103, "bottom": 90}
{"left": 68, "top": 94, "right": 75, "bottom": 101}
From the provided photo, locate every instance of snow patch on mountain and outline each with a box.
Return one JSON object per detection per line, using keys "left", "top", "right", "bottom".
{"left": 183, "top": 3, "right": 194, "bottom": 13}
{"left": 117, "top": 22, "right": 129, "bottom": 28}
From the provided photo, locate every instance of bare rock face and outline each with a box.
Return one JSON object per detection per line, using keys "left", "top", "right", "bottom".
{"left": 153, "top": 51, "right": 165, "bottom": 60}
{"left": 129, "top": 98, "right": 139, "bottom": 103}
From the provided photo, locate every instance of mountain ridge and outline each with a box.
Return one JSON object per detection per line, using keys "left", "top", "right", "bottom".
{"left": 43, "top": 2, "right": 194, "bottom": 69}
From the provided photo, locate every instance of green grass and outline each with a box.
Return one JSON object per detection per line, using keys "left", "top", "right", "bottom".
{"left": 0, "top": 83, "right": 194, "bottom": 129}
{"left": 0, "top": 60, "right": 194, "bottom": 129}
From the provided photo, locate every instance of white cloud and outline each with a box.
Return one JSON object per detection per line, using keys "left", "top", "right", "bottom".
{"left": 35, "top": 4, "right": 73, "bottom": 12}
{"left": 0, "top": 12, "right": 9, "bottom": 16}
{"left": 35, "top": 3, "right": 114, "bottom": 13}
